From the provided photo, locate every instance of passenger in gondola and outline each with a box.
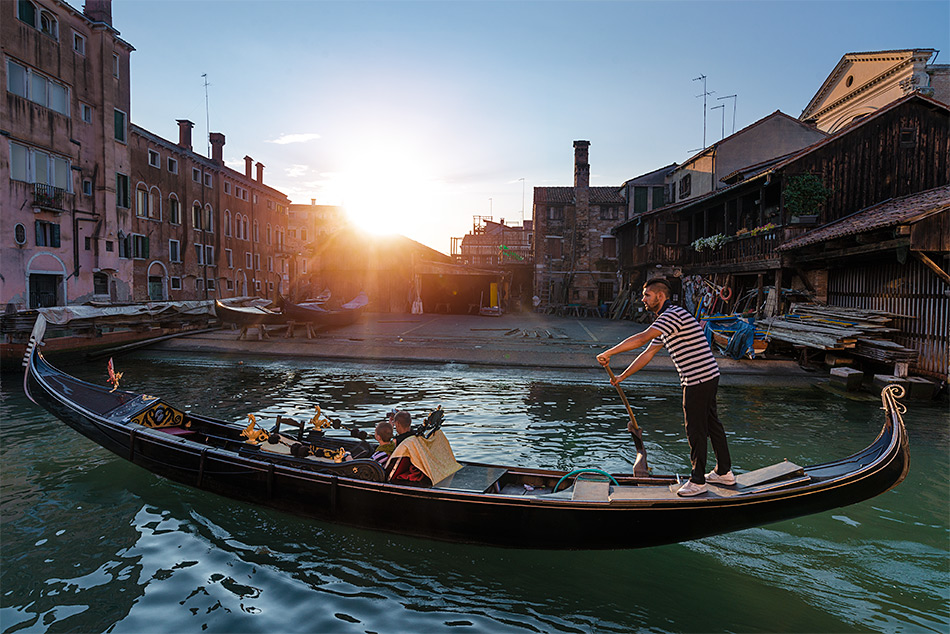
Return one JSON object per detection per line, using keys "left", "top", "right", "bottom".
{"left": 386, "top": 410, "right": 429, "bottom": 484}
{"left": 371, "top": 421, "right": 396, "bottom": 465}
{"left": 392, "top": 410, "right": 414, "bottom": 446}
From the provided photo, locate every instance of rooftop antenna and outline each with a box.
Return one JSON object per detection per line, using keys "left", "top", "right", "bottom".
{"left": 718, "top": 94, "right": 737, "bottom": 134}
{"left": 711, "top": 104, "right": 725, "bottom": 141}
{"left": 519, "top": 177, "right": 525, "bottom": 224}
{"left": 202, "top": 73, "right": 211, "bottom": 157}
{"left": 693, "top": 74, "right": 714, "bottom": 149}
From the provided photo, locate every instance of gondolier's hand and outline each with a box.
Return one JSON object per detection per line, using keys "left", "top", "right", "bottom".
{"left": 596, "top": 352, "right": 610, "bottom": 367}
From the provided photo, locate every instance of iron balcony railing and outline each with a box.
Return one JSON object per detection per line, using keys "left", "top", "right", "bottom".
{"left": 32, "top": 183, "right": 68, "bottom": 212}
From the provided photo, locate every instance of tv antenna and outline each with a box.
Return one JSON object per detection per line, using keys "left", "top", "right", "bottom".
{"left": 202, "top": 73, "right": 211, "bottom": 157}
{"left": 693, "top": 75, "right": 714, "bottom": 149}
{"left": 711, "top": 104, "right": 725, "bottom": 141}
{"left": 718, "top": 94, "right": 737, "bottom": 134}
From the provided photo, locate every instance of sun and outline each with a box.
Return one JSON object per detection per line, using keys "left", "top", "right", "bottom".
{"left": 333, "top": 143, "right": 445, "bottom": 238}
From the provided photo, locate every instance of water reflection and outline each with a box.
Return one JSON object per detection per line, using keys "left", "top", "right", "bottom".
{"left": 1, "top": 352, "right": 947, "bottom": 634}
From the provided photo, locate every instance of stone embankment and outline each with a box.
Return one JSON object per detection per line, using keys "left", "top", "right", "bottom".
{"left": 152, "top": 312, "right": 814, "bottom": 386}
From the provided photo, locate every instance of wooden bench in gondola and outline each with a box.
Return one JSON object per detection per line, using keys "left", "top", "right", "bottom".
{"left": 433, "top": 464, "right": 507, "bottom": 493}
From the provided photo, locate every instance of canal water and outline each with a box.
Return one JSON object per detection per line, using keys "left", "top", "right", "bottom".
{"left": 1, "top": 352, "right": 947, "bottom": 633}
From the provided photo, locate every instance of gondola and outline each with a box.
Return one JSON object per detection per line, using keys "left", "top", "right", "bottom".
{"left": 213, "top": 300, "right": 285, "bottom": 327}
{"left": 22, "top": 316, "right": 909, "bottom": 550}
{"left": 276, "top": 292, "right": 368, "bottom": 328}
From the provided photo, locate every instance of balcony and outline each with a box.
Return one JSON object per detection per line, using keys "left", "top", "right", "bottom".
{"left": 684, "top": 229, "right": 781, "bottom": 271}
{"left": 32, "top": 183, "right": 68, "bottom": 213}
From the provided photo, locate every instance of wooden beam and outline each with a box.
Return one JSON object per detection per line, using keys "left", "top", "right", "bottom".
{"left": 912, "top": 251, "right": 950, "bottom": 285}
{"left": 790, "top": 238, "right": 910, "bottom": 264}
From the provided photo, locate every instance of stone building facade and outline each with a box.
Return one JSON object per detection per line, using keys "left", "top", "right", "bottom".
{"left": 533, "top": 141, "right": 625, "bottom": 309}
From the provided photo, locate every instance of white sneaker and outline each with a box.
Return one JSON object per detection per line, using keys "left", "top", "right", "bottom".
{"left": 706, "top": 469, "right": 736, "bottom": 486}
{"left": 677, "top": 480, "right": 707, "bottom": 497}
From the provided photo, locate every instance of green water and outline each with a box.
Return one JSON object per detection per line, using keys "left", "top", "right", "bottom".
{"left": 1, "top": 352, "right": 947, "bottom": 633}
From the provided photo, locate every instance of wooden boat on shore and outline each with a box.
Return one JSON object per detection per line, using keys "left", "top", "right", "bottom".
{"left": 213, "top": 300, "right": 285, "bottom": 327}
{"left": 702, "top": 314, "right": 770, "bottom": 359}
{"left": 23, "top": 316, "right": 909, "bottom": 550}
{"left": 276, "top": 292, "right": 368, "bottom": 328}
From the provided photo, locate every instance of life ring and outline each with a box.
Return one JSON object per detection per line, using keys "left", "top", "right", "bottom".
{"left": 719, "top": 287, "right": 733, "bottom": 301}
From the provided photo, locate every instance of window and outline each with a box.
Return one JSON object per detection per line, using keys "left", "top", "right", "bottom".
{"left": 301, "top": 259, "right": 307, "bottom": 274}
{"left": 167, "top": 157, "right": 178, "bottom": 174}
{"left": 9, "top": 142, "right": 71, "bottom": 190}
{"left": 599, "top": 206, "right": 617, "bottom": 221}
{"left": 15, "top": 223, "right": 27, "bottom": 245}
{"left": 267, "top": 256, "right": 273, "bottom": 272}
{"left": 170, "top": 277, "right": 182, "bottom": 291}
{"left": 6, "top": 60, "right": 69, "bottom": 115}
{"left": 633, "top": 187, "right": 648, "bottom": 214}
{"left": 192, "top": 203, "right": 202, "bottom": 230}
{"left": 18, "top": 0, "right": 36, "bottom": 26}
{"left": 301, "top": 229, "right": 307, "bottom": 242}
{"left": 131, "top": 233, "right": 148, "bottom": 259}
{"left": 900, "top": 127, "right": 918, "bottom": 148}
{"left": 35, "top": 220, "right": 61, "bottom": 247}
{"left": 225, "top": 248, "right": 233, "bottom": 268}
{"left": 114, "top": 109, "right": 127, "bottom": 143}
{"left": 253, "top": 194, "right": 258, "bottom": 204}
{"left": 93, "top": 272, "right": 108, "bottom": 295}
{"left": 73, "top": 31, "right": 86, "bottom": 55}
{"left": 205, "top": 245, "right": 214, "bottom": 265}
{"left": 224, "top": 210, "right": 232, "bottom": 236}
{"left": 547, "top": 206, "right": 563, "bottom": 221}
{"left": 116, "top": 173, "right": 129, "bottom": 208}
{"left": 602, "top": 236, "right": 616, "bottom": 259}
{"left": 204, "top": 206, "right": 213, "bottom": 233}
{"left": 169, "top": 197, "right": 180, "bottom": 224}
{"left": 112, "top": 53, "right": 119, "bottom": 78}
{"left": 148, "top": 150, "right": 160, "bottom": 168}
{"left": 136, "top": 187, "right": 148, "bottom": 217}
{"left": 266, "top": 224, "right": 272, "bottom": 244}
{"left": 192, "top": 168, "right": 201, "bottom": 183}
{"left": 245, "top": 252, "right": 252, "bottom": 269}
{"left": 80, "top": 103, "right": 92, "bottom": 123}
{"left": 652, "top": 186, "right": 665, "bottom": 210}
{"left": 663, "top": 222, "right": 679, "bottom": 245}
{"left": 224, "top": 181, "right": 231, "bottom": 195}
{"left": 105, "top": 240, "right": 114, "bottom": 252}
{"left": 195, "top": 244, "right": 204, "bottom": 265}
{"left": 80, "top": 178, "right": 91, "bottom": 196}
{"left": 39, "top": 10, "right": 57, "bottom": 38}
{"left": 203, "top": 172, "right": 212, "bottom": 188}
{"left": 169, "top": 239, "right": 181, "bottom": 262}
{"left": 254, "top": 280, "right": 261, "bottom": 293}
{"left": 84, "top": 236, "right": 92, "bottom": 251}
{"left": 678, "top": 174, "right": 691, "bottom": 199}
{"left": 546, "top": 237, "right": 562, "bottom": 259}
{"left": 255, "top": 254, "right": 261, "bottom": 270}
{"left": 226, "top": 280, "right": 234, "bottom": 291}
{"left": 253, "top": 221, "right": 259, "bottom": 243}
{"left": 207, "top": 279, "right": 216, "bottom": 291}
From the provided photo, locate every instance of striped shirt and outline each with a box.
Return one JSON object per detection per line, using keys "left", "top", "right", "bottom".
{"left": 649, "top": 302, "right": 720, "bottom": 386}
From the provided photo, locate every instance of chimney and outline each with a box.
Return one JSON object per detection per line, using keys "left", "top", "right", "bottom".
{"left": 209, "top": 132, "right": 225, "bottom": 165}
{"left": 573, "top": 140, "right": 590, "bottom": 190}
{"left": 311, "top": 198, "right": 316, "bottom": 206}
{"left": 177, "top": 119, "right": 194, "bottom": 151}
{"left": 83, "top": 0, "right": 112, "bottom": 25}
{"left": 244, "top": 156, "right": 253, "bottom": 179}
{"left": 256, "top": 162, "right": 264, "bottom": 183}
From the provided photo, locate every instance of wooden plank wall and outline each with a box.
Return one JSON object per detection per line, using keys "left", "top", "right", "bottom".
{"left": 828, "top": 258, "right": 949, "bottom": 380}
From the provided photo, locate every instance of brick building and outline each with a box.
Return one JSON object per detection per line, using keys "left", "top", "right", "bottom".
{"left": 533, "top": 141, "right": 624, "bottom": 309}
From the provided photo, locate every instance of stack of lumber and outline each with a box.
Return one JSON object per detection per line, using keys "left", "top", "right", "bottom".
{"left": 761, "top": 303, "right": 918, "bottom": 363}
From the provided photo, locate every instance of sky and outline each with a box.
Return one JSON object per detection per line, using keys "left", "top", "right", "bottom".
{"left": 70, "top": 0, "right": 950, "bottom": 254}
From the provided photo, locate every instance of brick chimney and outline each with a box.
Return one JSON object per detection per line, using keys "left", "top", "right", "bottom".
{"left": 209, "top": 133, "right": 225, "bottom": 165}
{"left": 255, "top": 162, "right": 264, "bottom": 183}
{"left": 244, "top": 156, "right": 253, "bottom": 179}
{"left": 177, "top": 119, "right": 194, "bottom": 151}
{"left": 83, "top": 0, "right": 112, "bottom": 25}
{"left": 573, "top": 140, "right": 590, "bottom": 212}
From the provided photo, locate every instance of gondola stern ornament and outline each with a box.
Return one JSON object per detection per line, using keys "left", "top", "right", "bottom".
{"left": 241, "top": 413, "right": 270, "bottom": 444}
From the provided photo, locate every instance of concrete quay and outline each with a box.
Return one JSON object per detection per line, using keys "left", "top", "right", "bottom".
{"left": 152, "top": 312, "right": 815, "bottom": 386}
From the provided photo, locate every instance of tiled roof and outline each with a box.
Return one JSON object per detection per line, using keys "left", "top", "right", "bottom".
{"left": 778, "top": 184, "right": 950, "bottom": 251}
{"left": 534, "top": 186, "right": 625, "bottom": 205}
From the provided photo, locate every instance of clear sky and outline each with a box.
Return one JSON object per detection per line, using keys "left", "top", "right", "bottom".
{"left": 73, "top": 0, "right": 950, "bottom": 254}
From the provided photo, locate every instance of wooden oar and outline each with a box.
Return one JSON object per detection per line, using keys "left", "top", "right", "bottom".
{"left": 605, "top": 365, "right": 650, "bottom": 477}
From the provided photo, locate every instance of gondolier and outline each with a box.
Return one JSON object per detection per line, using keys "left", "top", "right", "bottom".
{"left": 597, "top": 278, "right": 733, "bottom": 497}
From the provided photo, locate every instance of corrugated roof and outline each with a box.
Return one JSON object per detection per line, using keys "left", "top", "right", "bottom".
{"left": 778, "top": 184, "right": 950, "bottom": 251}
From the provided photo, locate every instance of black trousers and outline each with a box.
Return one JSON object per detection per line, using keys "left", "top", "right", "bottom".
{"left": 683, "top": 376, "right": 731, "bottom": 484}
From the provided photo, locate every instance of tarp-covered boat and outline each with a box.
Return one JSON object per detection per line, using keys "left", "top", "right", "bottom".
{"left": 276, "top": 292, "right": 368, "bottom": 328}
{"left": 22, "top": 316, "right": 909, "bottom": 549}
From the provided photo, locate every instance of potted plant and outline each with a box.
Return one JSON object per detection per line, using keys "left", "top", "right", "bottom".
{"left": 784, "top": 175, "right": 829, "bottom": 224}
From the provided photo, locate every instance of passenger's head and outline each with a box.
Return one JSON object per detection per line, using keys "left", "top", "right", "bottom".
{"left": 642, "top": 278, "right": 671, "bottom": 313}
{"left": 392, "top": 410, "right": 412, "bottom": 434}
{"left": 375, "top": 421, "right": 393, "bottom": 443}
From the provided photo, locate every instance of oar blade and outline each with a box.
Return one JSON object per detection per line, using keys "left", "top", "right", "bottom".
{"left": 629, "top": 422, "right": 649, "bottom": 477}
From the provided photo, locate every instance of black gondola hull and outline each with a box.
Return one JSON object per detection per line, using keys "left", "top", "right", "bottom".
{"left": 24, "top": 348, "right": 909, "bottom": 550}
